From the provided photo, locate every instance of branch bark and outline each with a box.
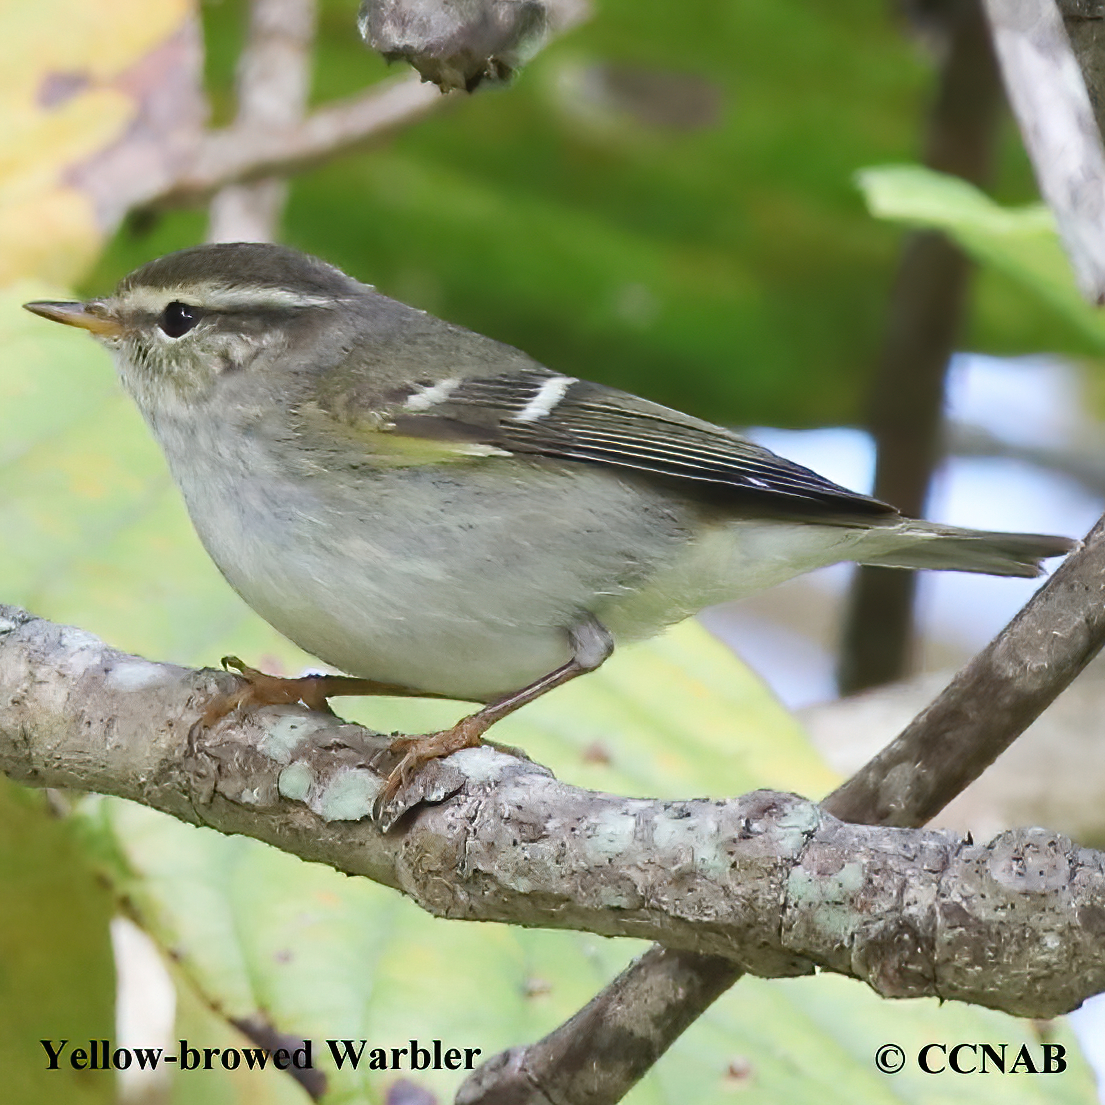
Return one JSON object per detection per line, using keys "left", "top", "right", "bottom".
{"left": 2, "top": 604, "right": 1105, "bottom": 1026}
{"left": 357, "top": 0, "right": 589, "bottom": 91}
{"left": 461, "top": 512, "right": 1103, "bottom": 1104}
{"left": 455, "top": 948, "right": 742, "bottom": 1105}
{"left": 207, "top": 0, "right": 319, "bottom": 243}
{"left": 73, "top": 62, "right": 447, "bottom": 241}
{"left": 66, "top": 0, "right": 595, "bottom": 241}
{"left": 984, "top": 0, "right": 1105, "bottom": 302}
{"left": 1061, "top": 0, "right": 1105, "bottom": 138}
{"left": 162, "top": 75, "right": 448, "bottom": 212}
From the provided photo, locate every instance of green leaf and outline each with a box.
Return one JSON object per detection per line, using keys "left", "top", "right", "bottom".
{"left": 857, "top": 164, "right": 1105, "bottom": 352}
{"left": 659, "top": 972, "right": 1096, "bottom": 1104}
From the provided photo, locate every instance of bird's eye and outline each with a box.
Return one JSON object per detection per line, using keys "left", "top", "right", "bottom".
{"left": 158, "top": 301, "right": 199, "bottom": 338}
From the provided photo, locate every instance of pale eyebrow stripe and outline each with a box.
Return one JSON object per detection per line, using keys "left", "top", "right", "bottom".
{"left": 118, "top": 283, "right": 337, "bottom": 314}
{"left": 517, "top": 375, "right": 577, "bottom": 422}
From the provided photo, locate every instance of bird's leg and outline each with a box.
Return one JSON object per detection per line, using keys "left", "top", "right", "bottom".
{"left": 378, "top": 618, "right": 614, "bottom": 808}
{"left": 197, "top": 655, "right": 459, "bottom": 730}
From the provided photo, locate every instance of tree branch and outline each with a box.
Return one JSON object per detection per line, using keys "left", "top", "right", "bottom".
{"left": 358, "top": 0, "right": 590, "bottom": 92}
{"left": 1060, "top": 0, "right": 1105, "bottom": 139}
{"left": 946, "top": 417, "right": 1105, "bottom": 498}
{"left": 461, "top": 511, "right": 1103, "bottom": 1103}
{"left": 207, "top": 0, "right": 319, "bottom": 243}
{"left": 2, "top": 605, "right": 1104, "bottom": 1025}
{"left": 158, "top": 73, "right": 448, "bottom": 215}
{"left": 58, "top": 2, "right": 452, "bottom": 252}
{"left": 68, "top": 0, "right": 597, "bottom": 241}
{"left": 455, "top": 947, "right": 742, "bottom": 1105}
{"left": 72, "top": 62, "right": 447, "bottom": 238}
{"left": 838, "top": 0, "right": 1003, "bottom": 694}
{"left": 984, "top": 0, "right": 1105, "bottom": 302}
{"left": 826, "top": 512, "right": 1104, "bottom": 825}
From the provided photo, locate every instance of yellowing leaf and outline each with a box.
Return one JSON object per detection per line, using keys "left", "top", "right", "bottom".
{"left": 0, "top": 779, "right": 115, "bottom": 1105}
{"left": 0, "top": 0, "right": 198, "bottom": 286}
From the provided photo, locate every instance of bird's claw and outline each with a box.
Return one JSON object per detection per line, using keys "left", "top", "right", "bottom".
{"left": 372, "top": 717, "right": 488, "bottom": 821}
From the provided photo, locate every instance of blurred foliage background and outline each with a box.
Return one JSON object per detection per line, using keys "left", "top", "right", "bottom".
{"left": 81, "top": 0, "right": 1101, "bottom": 427}
{"left": 3, "top": 0, "right": 1104, "bottom": 1102}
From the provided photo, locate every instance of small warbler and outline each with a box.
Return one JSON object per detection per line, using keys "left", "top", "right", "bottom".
{"left": 24, "top": 243, "right": 1075, "bottom": 803}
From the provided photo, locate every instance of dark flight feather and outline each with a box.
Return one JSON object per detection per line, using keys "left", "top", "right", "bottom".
{"left": 391, "top": 369, "right": 893, "bottom": 516}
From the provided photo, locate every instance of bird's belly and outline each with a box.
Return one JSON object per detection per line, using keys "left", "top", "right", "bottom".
{"left": 167, "top": 430, "right": 871, "bottom": 700}
{"left": 250, "top": 586, "right": 570, "bottom": 703}
{"left": 175, "top": 457, "right": 699, "bottom": 700}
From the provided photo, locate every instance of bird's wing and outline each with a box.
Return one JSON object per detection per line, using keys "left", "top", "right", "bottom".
{"left": 354, "top": 366, "right": 893, "bottom": 516}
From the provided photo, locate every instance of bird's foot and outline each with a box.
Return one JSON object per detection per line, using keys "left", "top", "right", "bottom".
{"left": 376, "top": 714, "right": 489, "bottom": 812}
{"left": 197, "top": 655, "right": 344, "bottom": 728}
{"left": 194, "top": 655, "right": 427, "bottom": 736}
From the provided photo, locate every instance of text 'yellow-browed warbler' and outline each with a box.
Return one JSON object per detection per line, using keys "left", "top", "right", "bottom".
{"left": 24, "top": 243, "right": 1076, "bottom": 806}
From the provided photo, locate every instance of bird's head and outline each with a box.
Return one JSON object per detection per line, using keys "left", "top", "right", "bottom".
{"left": 24, "top": 241, "right": 362, "bottom": 419}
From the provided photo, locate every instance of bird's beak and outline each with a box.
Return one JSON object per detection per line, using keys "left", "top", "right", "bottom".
{"left": 23, "top": 300, "right": 124, "bottom": 338}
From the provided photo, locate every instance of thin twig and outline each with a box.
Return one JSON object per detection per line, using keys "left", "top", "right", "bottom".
{"left": 156, "top": 73, "right": 447, "bottom": 212}
{"left": 947, "top": 418, "right": 1105, "bottom": 497}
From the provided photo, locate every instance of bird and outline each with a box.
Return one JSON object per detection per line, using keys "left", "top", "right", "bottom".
{"left": 24, "top": 242, "right": 1076, "bottom": 806}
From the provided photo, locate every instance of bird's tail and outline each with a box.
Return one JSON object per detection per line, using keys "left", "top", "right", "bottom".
{"left": 855, "top": 520, "right": 1077, "bottom": 578}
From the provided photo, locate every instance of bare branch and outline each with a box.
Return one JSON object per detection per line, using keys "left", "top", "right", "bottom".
{"left": 360, "top": 0, "right": 547, "bottom": 92}
{"left": 63, "top": 0, "right": 594, "bottom": 246}
{"left": 455, "top": 947, "right": 741, "bottom": 1105}
{"left": 153, "top": 74, "right": 447, "bottom": 212}
{"left": 358, "top": 0, "right": 589, "bottom": 92}
{"left": 825, "top": 511, "right": 1105, "bottom": 825}
{"left": 465, "top": 509, "right": 1105, "bottom": 1104}
{"left": 67, "top": 39, "right": 448, "bottom": 237}
{"left": 207, "top": 0, "right": 319, "bottom": 242}
{"left": 1060, "top": 0, "right": 1105, "bottom": 140}
{"left": 983, "top": 0, "right": 1105, "bottom": 302}
{"left": 2, "top": 605, "right": 1105, "bottom": 1024}
{"left": 947, "top": 418, "right": 1105, "bottom": 498}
